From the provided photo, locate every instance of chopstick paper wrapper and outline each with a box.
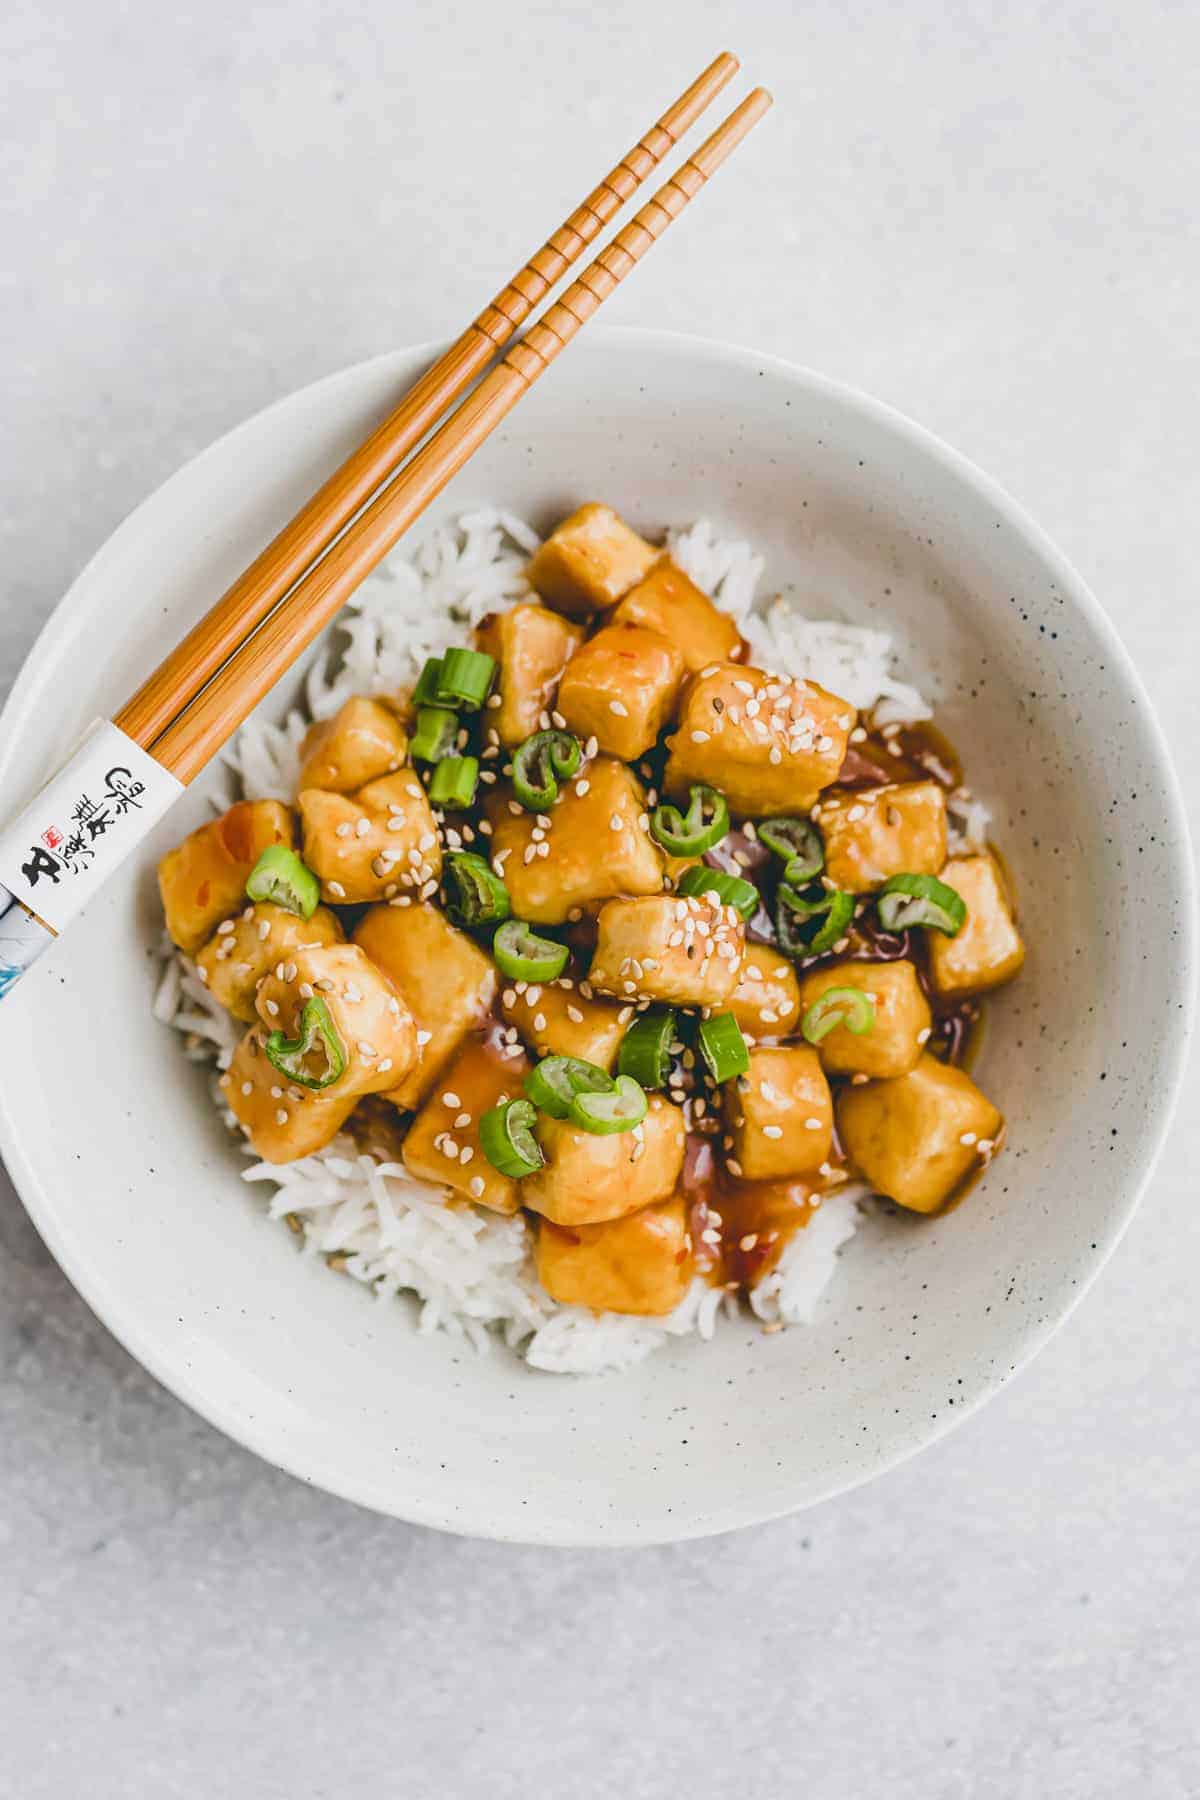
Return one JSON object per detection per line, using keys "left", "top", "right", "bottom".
{"left": 0, "top": 722, "right": 181, "bottom": 997}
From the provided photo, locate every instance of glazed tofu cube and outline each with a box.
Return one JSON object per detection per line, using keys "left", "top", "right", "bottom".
{"left": 816, "top": 781, "right": 947, "bottom": 893}
{"left": 255, "top": 943, "right": 417, "bottom": 1102}
{"left": 158, "top": 800, "right": 294, "bottom": 954}
{"left": 588, "top": 894, "right": 745, "bottom": 1007}
{"left": 723, "top": 1046, "right": 833, "bottom": 1180}
{"left": 726, "top": 945, "right": 801, "bottom": 1040}
{"left": 298, "top": 695, "right": 408, "bottom": 794}
{"left": 486, "top": 758, "right": 663, "bottom": 924}
{"left": 664, "top": 665, "right": 854, "bottom": 816}
{"left": 353, "top": 903, "right": 497, "bottom": 1109}
{"left": 798, "top": 959, "right": 931, "bottom": 1078}
{"left": 612, "top": 560, "right": 743, "bottom": 673}
{"left": 498, "top": 976, "right": 628, "bottom": 1070}
{"left": 475, "top": 603, "right": 584, "bottom": 748}
{"left": 220, "top": 1029, "right": 356, "bottom": 1164}
{"left": 299, "top": 771, "right": 441, "bottom": 905}
{"left": 196, "top": 901, "right": 344, "bottom": 1022}
{"left": 527, "top": 502, "right": 659, "bottom": 618}
{"left": 523, "top": 1093, "right": 686, "bottom": 1225}
{"left": 556, "top": 624, "right": 685, "bottom": 760}
{"left": 928, "top": 854, "right": 1025, "bottom": 998}
{"left": 401, "top": 1037, "right": 531, "bottom": 1214}
{"left": 836, "top": 1053, "right": 1003, "bottom": 1213}
{"left": 535, "top": 1197, "right": 693, "bottom": 1316}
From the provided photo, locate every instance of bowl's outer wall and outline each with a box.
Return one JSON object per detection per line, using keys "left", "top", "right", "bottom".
{"left": 0, "top": 333, "right": 1191, "bottom": 1543}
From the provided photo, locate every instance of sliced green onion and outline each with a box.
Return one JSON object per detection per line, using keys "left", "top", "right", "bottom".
{"left": 877, "top": 873, "right": 967, "bottom": 936}
{"left": 411, "top": 656, "right": 445, "bottom": 706}
{"left": 479, "top": 1097, "right": 544, "bottom": 1178}
{"left": 617, "top": 1008, "right": 677, "bottom": 1089}
{"left": 801, "top": 986, "right": 876, "bottom": 1044}
{"left": 428, "top": 755, "right": 479, "bottom": 809}
{"left": 650, "top": 784, "right": 730, "bottom": 857}
{"left": 511, "top": 729, "right": 582, "bottom": 810}
{"left": 435, "top": 647, "right": 496, "bottom": 711}
{"left": 568, "top": 1074, "right": 648, "bottom": 1135}
{"left": 525, "top": 1054, "right": 614, "bottom": 1119}
{"left": 697, "top": 1012, "right": 750, "bottom": 1083}
{"left": 245, "top": 845, "right": 320, "bottom": 918}
{"left": 410, "top": 704, "right": 459, "bottom": 764}
{"left": 443, "top": 851, "right": 511, "bottom": 928}
{"left": 675, "top": 864, "right": 759, "bottom": 920}
{"left": 493, "top": 920, "right": 569, "bottom": 983}
{"left": 774, "top": 882, "right": 855, "bottom": 958}
{"left": 264, "top": 997, "right": 346, "bottom": 1090}
{"left": 757, "top": 816, "right": 824, "bottom": 885}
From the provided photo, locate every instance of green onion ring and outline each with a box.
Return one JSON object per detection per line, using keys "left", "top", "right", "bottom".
{"left": 774, "top": 882, "right": 855, "bottom": 958}
{"left": 876, "top": 873, "right": 967, "bottom": 936}
{"left": 650, "top": 785, "right": 730, "bottom": 857}
{"left": 443, "top": 851, "right": 511, "bottom": 928}
{"left": 511, "top": 729, "right": 583, "bottom": 811}
{"left": 264, "top": 996, "right": 347, "bottom": 1090}
{"left": 568, "top": 1074, "right": 649, "bottom": 1135}
{"left": 617, "top": 1009, "right": 677, "bottom": 1089}
{"left": 525, "top": 1055, "right": 615, "bottom": 1119}
{"left": 697, "top": 1012, "right": 750, "bottom": 1083}
{"left": 801, "top": 986, "right": 876, "bottom": 1044}
{"left": 675, "top": 863, "right": 759, "bottom": 920}
{"left": 757, "top": 816, "right": 824, "bottom": 884}
{"left": 245, "top": 845, "right": 320, "bottom": 919}
{"left": 493, "top": 920, "right": 569, "bottom": 983}
{"left": 479, "top": 1098, "right": 544, "bottom": 1178}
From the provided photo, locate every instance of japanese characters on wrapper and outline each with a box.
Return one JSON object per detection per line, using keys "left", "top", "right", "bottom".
{"left": 16, "top": 764, "right": 149, "bottom": 894}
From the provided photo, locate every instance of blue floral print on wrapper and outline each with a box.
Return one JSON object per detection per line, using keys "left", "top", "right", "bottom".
{"left": 0, "top": 883, "right": 53, "bottom": 997}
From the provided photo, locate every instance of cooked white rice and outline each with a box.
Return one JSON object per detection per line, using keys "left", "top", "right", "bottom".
{"left": 157, "top": 510, "right": 989, "bottom": 1375}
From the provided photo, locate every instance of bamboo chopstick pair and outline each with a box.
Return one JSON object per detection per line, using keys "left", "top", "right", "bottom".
{"left": 0, "top": 53, "right": 771, "bottom": 998}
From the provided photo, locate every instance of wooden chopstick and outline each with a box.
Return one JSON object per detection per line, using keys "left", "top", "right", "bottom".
{"left": 113, "top": 52, "right": 740, "bottom": 752}
{"left": 148, "top": 87, "right": 772, "bottom": 786}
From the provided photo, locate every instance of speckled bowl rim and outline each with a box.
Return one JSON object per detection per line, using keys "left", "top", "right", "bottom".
{"left": 0, "top": 327, "right": 1193, "bottom": 1543}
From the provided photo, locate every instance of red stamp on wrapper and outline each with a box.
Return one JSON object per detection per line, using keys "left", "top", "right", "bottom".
{"left": 40, "top": 826, "right": 63, "bottom": 851}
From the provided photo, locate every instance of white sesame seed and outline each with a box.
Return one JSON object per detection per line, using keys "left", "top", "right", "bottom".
{"left": 241, "top": 1081, "right": 253, "bottom": 1097}
{"left": 442, "top": 1092, "right": 460, "bottom": 1108}
{"left": 959, "top": 1131, "right": 978, "bottom": 1146}
{"left": 609, "top": 700, "right": 628, "bottom": 716}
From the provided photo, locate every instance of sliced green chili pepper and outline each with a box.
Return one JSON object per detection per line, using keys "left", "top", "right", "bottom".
{"left": 435, "top": 647, "right": 496, "bottom": 711}
{"left": 410, "top": 704, "right": 459, "bottom": 764}
{"left": 697, "top": 1012, "right": 750, "bottom": 1083}
{"left": 428, "top": 755, "right": 479, "bottom": 809}
{"left": 493, "top": 920, "right": 569, "bottom": 983}
{"left": 801, "top": 986, "right": 876, "bottom": 1044}
{"left": 525, "top": 1055, "right": 614, "bottom": 1119}
{"left": 264, "top": 996, "right": 346, "bottom": 1090}
{"left": 479, "top": 1097, "right": 544, "bottom": 1178}
{"left": 568, "top": 1074, "right": 648, "bottom": 1135}
{"left": 675, "top": 863, "right": 759, "bottom": 920}
{"left": 774, "top": 882, "right": 855, "bottom": 958}
{"left": 650, "top": 784, "right": 730, "bottom": 857}
{"left": 877, "top": 873, "right": 967, "bottom": 936}
{"left": 443, "top": 851, "right": 511, "bottom": 928}
{"left": 245, "top": 845, "right": 320, "bottom": 919}
{"left": 511, "top": 729, "right": 582, "bottom": 810}
{"left": 617, "top": 1008, "right": 677, "bottom": 1089}
{"left": 411, "top": 656, "right": 445, "bottom": 706}
{"left": 757, "top": 815, "right": 824, "bottom": 885}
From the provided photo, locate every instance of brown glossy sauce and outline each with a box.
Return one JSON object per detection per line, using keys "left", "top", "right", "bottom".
{"left": 682, "top": 1134, "right": 833, "bottom": 1288}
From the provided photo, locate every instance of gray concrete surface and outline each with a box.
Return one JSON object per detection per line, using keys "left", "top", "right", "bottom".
{"left": 2, "top": 2, "right": 1198, "bottom": 1794}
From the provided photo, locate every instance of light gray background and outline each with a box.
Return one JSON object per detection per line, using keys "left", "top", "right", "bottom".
{"left": 2, "top": 2, "right": 1198, "bottom": 1795}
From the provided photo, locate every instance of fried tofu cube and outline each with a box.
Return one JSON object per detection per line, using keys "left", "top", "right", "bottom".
{"left": 798, "top": 959, "right": 931, "bottom": 1078}
{"left": 556, "top": 623, "right": 685, "bottom": 761}
{"left": 158, "top": 800, "right": 294, "bottom": 954}
{"left": 928, "top": 854, "right": 1025, "bottom": 998}
{"left": 486, "top": 758, "right": 663, "bottom": 924}
{"left": 527, "top": 502, "right": 659, "bottom": 618}
{"left": 353, "top": 903, "right": 497, "bottom": 1109}
{"left": 220, "top": 1029, "right": 357, "bottom": 1164}
{"left": 475, "top": 603, "right": 585, "bottom": 748}
{"left": 535, "top": 1197, "right": 693, "bottom": 1315}
{"left": 401, "top": 1037, "right": 531, "bottom": 1214}
{"left": 196, "top": 900, "right": 344, "bottom": 1022}
{"left": 664, "top": 665, "right": 854, "bottom": 816}
{"left": 723, "top": 1046, "right": 833, "bottom": 1180}
{"left": 298, "top": 771, "right": 441, "bottom": 906}
{"left": 816, "top": 781, "right": 947, "bottom": 893}
{"left": 836, "top": 1053, "right": 1003, "bottom": 1213}
{"left": 612, "top": 560, "right": 743, "bottom": 673}
{"left": 727, "top": 945, "right": 801, "bottom": 1040}
{"left": 589, "top": 894, "right": 745, "bottom": 1007}
{"left": 298, "top": 695, "right": 408, "bottom": 794}
{"left": 254, "top": 943, "right": 417, "bottom": 1102}
{"left": 498, "top": 977, "right": 628, "bottom": 1070}
{"left": 523, "top": 1093, "right": 686, "bottom": 1226}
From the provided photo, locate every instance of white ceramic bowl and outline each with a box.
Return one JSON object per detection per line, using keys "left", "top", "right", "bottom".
{"left": 1, "top": 331, "right": 1192, "bottom": 1544}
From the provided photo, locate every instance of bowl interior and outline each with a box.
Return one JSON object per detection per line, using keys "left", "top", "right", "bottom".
{"left": 0, "top": 331, "right": 1190, "bottom": 1543}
